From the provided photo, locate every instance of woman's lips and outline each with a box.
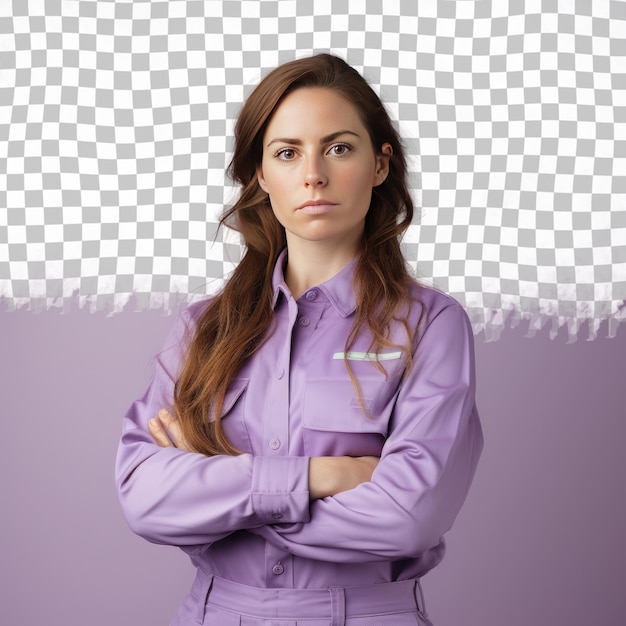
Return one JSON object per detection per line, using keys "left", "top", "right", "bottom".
{"left": 297, "top": 203, "right": 338, "bottom": 215}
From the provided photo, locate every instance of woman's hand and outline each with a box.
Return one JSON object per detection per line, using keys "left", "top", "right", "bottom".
{"left": 309, "top": 456, "right": 379, "bottom": 500}
{"left": 148, "top": 409, "right": 195, "bottom": 452}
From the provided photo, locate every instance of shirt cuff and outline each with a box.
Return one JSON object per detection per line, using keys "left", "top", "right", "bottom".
{"left": 251, "top": 456, "right": 311, "bottom": 524}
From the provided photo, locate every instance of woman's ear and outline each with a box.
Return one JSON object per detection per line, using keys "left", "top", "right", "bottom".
{"left": 374, "top": 143, "right": 393, "bottom": 186}
{"left": 256, "top": 166, "right": 269, "bottom": 194}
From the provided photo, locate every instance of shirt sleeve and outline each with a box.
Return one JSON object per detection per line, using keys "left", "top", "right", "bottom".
{"left": 114, "top": 305, "right": 311, "bottom": 552}
{"left": 248, "top": 301, "right": 483, "bottom": 563}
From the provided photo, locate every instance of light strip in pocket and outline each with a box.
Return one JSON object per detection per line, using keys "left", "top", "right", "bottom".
{"left": 332, "top": 351, "right": 402, "bottom": 361}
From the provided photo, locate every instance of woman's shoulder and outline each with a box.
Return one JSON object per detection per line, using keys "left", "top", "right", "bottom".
{"left": 401, "top": 281, "right": 475, "bottom": 352}
{"left": 183, "top": 297, "right": 214, "bottom": 323}
{"left": 178, "top": 291, "right": 227, "bottom": 324}
{"left": 406, "top": 279, "right": 466, "bottom": 317}
{"left": 403, "top": 279, "right": 474, "bottom": 339}
{"left": 158, "top": 297, "right": 217, "bottom": 349}
{"left": 156, "top": 297, "right": 217, "bottom": 361}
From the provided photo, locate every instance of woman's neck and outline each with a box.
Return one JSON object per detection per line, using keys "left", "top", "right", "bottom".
{"left": 284, "top": 239, "right": 359, "bottom": 299}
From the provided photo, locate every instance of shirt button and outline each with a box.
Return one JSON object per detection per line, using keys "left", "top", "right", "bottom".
{"left": 277, "top": 368, "right": 285, "bottom": 380}
{"left": 272, "top": 563, "right": 284, "bottom": 575}
{"left": 298, "top": 316, "right": 310, "bottom": 326}
{"left": 271, "top": 512, "right": 283, "bottom": 520}
{"left": 305, "top": 290, "right": 318, "bottom": 301}
{"left": 269, "top": 438, "right": 280, "bottom": 450}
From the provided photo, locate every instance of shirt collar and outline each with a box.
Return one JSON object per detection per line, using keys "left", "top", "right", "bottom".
{"left": 271, "top": 248, "right": 358, "bottom": 317}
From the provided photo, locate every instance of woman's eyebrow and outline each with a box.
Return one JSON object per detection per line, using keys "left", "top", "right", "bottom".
{"left": 266, "top": 130, "right": 360, "bottom": 147}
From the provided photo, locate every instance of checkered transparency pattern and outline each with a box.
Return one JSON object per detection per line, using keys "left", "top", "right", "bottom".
{"left": 1, "top": 0, "right": 625, "bottom": 340}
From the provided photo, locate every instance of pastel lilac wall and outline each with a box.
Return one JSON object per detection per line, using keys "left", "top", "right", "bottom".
{"left": 1, "top": 308, "right": 624, "bottom": 625}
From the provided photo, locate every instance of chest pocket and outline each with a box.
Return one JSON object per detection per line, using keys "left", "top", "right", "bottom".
{"left": 302, "top": 379, "right": 394, "bottom": 457}
{"left": 207, "top": 378, "right": 252, "bottom": 453}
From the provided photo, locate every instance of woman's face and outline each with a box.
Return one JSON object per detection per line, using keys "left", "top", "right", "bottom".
{"left": 257, "top": 87, "right": 391, "bottom": 254}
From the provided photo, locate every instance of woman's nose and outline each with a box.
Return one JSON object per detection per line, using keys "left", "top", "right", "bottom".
{"left": 304, "top": 157, "right": 328, "bottom": 187}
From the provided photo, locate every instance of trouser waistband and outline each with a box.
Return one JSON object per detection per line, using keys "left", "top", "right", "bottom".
{"left": 191, "top": 569, "right": 427, "bottom": 624}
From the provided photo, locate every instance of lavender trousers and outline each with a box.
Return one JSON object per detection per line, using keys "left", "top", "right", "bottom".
{"left": 171, "top": 570, "right": 434, "bottom": 626}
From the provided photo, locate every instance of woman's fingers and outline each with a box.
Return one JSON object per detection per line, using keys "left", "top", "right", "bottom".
{"left": 149, "top": 409, "right": 194, "bottom": 452}
{"left": 148, "top": 414, "right": 174, "bottom": 447}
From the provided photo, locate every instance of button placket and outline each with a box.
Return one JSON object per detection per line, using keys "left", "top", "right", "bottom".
{"left": 265, "top": 545, "right": 292, "bottom": 587}
{"left": 263, "top": 307, "right": 292, "bottom": 460}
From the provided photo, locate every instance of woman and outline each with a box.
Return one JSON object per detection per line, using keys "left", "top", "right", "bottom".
{"left": 116, "top": 53, "right": 483, "bottom": 625}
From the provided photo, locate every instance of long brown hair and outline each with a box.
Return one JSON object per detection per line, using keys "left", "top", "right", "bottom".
{"left": 174, "top": 54, "right": 416, "bottom": 456}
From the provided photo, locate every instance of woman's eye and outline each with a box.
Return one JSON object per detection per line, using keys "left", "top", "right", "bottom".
{"left": 329, "top": 143, "right": 351, "bottom": 156}
{"left": 276, "top": 148, "right": 296, "bottom": 161}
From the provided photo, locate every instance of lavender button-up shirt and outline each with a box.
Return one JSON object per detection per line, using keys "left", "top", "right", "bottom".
{"left": 116, "top": 251, "right": 483, "bottom": 589}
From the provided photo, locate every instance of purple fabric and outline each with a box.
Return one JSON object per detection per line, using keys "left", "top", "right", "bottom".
{"left": 171, "top": 571, "right": 433, "bottom": 625}
{"left": 115, "top": 250, "right": 483, "bottom": 614}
